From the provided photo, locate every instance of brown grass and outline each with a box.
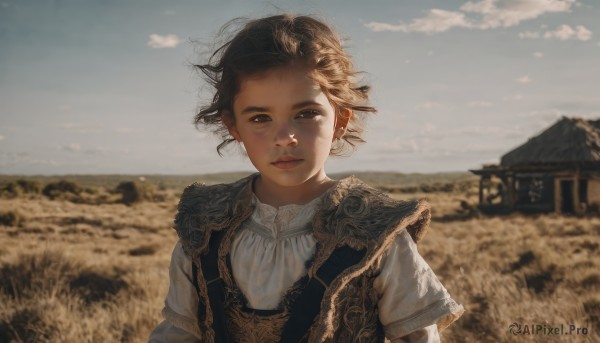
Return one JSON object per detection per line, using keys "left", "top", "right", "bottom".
{"left": 0, "top": 174, "right": 598, "bottom": 342}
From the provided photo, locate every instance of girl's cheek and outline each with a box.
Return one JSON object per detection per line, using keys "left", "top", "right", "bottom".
{"left": 248, "top": 127, "right": 271, "bottom": 139}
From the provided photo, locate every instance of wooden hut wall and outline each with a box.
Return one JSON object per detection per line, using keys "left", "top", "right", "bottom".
{"left": 514, "top": 173, "right": 554, "bottom": 212}
{"left": 554, "top": 174, "right": 578, "bottom": 214}
{"left": 588, "top": 176, "right": 600, "bottom": 211}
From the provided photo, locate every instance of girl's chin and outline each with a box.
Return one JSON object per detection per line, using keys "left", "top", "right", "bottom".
{"left": 257, "top": 171, "right": 323, "bottom": 188}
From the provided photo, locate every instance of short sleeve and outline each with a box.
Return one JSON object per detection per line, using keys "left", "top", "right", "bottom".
{"left": 153, "top": 241, "right": 201, "bottom": 339}
{"left": 149, "top": 320, "right": 201, "bottom": 343}
{"left": 373, "top": 229, "right": 464, "bottom": 340}
{"left": 390, "top": 324, "right": 440, "bottom": 343}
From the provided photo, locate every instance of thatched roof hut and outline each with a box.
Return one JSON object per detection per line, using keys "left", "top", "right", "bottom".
{"left": 501, "top": 117, "right": 600, "bottom": 166}
{"left": 471, "top": 116, "right": 600, "bottom": 215}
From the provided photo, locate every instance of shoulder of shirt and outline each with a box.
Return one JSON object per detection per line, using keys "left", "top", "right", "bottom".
{"left": 173, "top": 175, "right": 253, "bottom": 256}
{"left": 178, "top": 176, "right": 249, "bottom": 205}
{"left": 312, "top": 176, "right": 431, "bottom": 250}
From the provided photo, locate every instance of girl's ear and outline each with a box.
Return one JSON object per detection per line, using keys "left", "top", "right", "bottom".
{"left": 228, "top": 126, "right": 241, "bottom": 142}
{"left": 334, "top": 108, "right": 352, "bottom": 138}
{"left": 222, "top": 111, "right": 241, "bottom": 141}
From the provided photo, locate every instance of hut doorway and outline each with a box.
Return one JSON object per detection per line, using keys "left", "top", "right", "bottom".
{"left": 561, "top": 180, "right": 574, "bottom": 214}
{"left": 579, "top": 179, "right": 588, "bottom": 213}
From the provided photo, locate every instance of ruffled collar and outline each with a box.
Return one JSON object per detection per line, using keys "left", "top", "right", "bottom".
{"left": 175, "top": 172, "right": 430, "bottom": 255}
{"left": 250, "top": 185, "right": 332, "bottom": 237}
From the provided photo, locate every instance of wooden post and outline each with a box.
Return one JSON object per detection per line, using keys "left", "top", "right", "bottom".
{"left": 573, "top": 173, "right": 581, "bottom": 216}
{"left": 500, "top": 175, "right": 508, "bottom": 205}
{"left": 554, "top": 177, "right": 561, "bottom": 214}
{"left": 511, "top": 174, "right": 516, "bottom": 209}
{"left": 479, "top": 177, "right": 484, "bottom": 205}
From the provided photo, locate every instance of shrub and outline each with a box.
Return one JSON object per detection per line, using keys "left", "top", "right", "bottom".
{"left": 16, "top": 179, "right": 42, "bottom": 194}
{"left": 584, "top": 298, "right": 600, "bottom": 332}
{"left": 0, "top": 182, "right": 22, "bottom": 198}
{"left": 0, "top": 250, "right": 79, "bottom": 299}
{"left": 115, "top": 181, "right": 153, "bottom": 205}
{"left": 0, "top": 306, "right": 60, "bottom": 343}
{"left": 42, "top": 180, "right": 82, "bottom": 200}
{"left": 1, "top": 179, "right": 42, "bottom": 198}
{"left": 0, "top": 250, "right": 128, "bottom": 303}
{"left": 128, "top": 245, "right": 158, "bottom": 256}
{"left": 0, "top": 210, "right": 22, "bottom": 227}
{"left": 0, "top": 250, "right": 133, "bottom": 342}
{"left": 69, "top": 271, "right": 128, "bottom": 304}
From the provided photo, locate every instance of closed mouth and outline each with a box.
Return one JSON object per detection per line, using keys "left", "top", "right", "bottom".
{"left": 272, "top": 157, "right": 303, "bottom": 163}
{"left": 271, "top": 158, "right": 303, "bottom": 169}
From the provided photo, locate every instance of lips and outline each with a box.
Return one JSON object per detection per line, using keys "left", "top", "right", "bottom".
{"left": 272, "top": 156, "right": 303, "bottom": 169}
{"left": 273, "top": 156, "right": 302, "bottom": 163}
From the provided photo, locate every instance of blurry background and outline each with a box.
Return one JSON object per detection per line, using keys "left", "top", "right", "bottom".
{"left": 2, "top": 0, "right": 599, "bottom": 175}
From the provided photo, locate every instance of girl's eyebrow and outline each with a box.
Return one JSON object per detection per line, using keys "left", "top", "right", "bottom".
{"left": 239, "top": 106, "right": 268, "bottom": 116}
{"left": 239, "top": 101, "right": 322, "bottom": 116}
{"left": 291, "top": 101, "right": 322, "bottom": 110}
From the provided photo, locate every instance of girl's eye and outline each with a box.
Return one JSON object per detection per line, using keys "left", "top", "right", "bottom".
{"left": 297, "top": 109, "right": 320, "bottom": 119}
{"left": 249, "top": 114, "right": 270, "bottom": 123}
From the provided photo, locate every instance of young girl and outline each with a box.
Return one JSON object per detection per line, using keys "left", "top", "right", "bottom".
{"left": 150, "top": 13, "right": 463, "bottom": 343}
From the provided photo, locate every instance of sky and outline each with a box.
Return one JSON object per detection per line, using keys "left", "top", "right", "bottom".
{"left": 1, "top": 0, "right": 599, "bottom": 175}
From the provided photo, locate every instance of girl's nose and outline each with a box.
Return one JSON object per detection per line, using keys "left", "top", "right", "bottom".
{"left": 274, "top": 122, "right": 298, "bottom": 146}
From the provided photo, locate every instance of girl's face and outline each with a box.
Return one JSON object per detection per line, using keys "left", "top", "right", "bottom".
{"left": 228, "top": 63, "right": 348, "bottom": 190}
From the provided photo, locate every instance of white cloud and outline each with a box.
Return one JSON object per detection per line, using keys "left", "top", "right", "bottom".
{"left": 516, "top": 75, "right": 532, "bottom": 84}
{"left": 164, "top": 10, "right": 176, "bottom": 16}
{"left": 503, "top": 94, "right": 524, "bottom": 101}
{"left": 365, "top": 0, "right": 577, "bottom": 34}
{"left": 365, "top": 9, "right": 472, "bottom": 34}
{"left": 59, "top": 123, "right": 79, "bottom": 129}
{"left": 59, "top": 143, "right": 81, "bottom": 152}
{"left": 58, "top": 123, "right": 103, "bottom": 134}
{"left": 414, "top": 101, "right": 445, "bottom": 110}
{"left": 371, "top": 138, "right": 420, "bottom": 154}
{"left": 116, "top": 127, "right": 144, "bottom": 134}
{"left": 433, "top": 124, "right": 511, "bottom": 137}
{"left": 533, "top": 52, "right": 544, "bottom": 58}
{"left": 58, "top": 144, "right": 130, "bottom": 156}
{"left": 0, "top": 152, "right": 59, "bottom": 169}
{"left": 461, "top": 0, "right": 576, "bottom": 29}
{"left": 0, "top": 134, "right": 4, "bottom": 141}
{"left": 467, "top": 100, "right": 494, "bottom": 108}
{"left": 451, "top": 125, "right": 504, "bottom": 136}
{"left": 427, "top": 50, "right": 435, "bottom": 56}
{"left": 422, "top": 122, "right": 437, "bottom": 134}
{"left": 147, "top": 34, "right": 181, "bottom": 48}
{"left": 83, "top": 147, "right": 109, "bottom": 155}
{"left": 519, "top": 24, "right": 592, "bottom": 41}
{"left": 543, "top": 24, "right": 592, "bottom": 40}
{"left": 519, "top": 31, "right": 540, "bottom": 39}
{"left": 588, "top": 112, "right": 600, "bottom": 119}
{"left": 525, "top": 110, "right": 566, "bottom": 129}
{"left": 519, "top": 108, "right": 563, "bottom": 120}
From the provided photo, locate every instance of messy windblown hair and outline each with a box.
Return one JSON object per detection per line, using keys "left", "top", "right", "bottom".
{"left": 194, "top": 13, "right": 376, "bottom": 156}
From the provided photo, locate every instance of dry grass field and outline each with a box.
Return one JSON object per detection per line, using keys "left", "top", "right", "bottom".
{"left": 0, "top": 172, "right": 598, "bottom": 342}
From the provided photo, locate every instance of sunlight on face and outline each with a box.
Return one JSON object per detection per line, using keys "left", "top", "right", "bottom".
{"left": 229, "top": 63, "right": 340, "bottom": 191}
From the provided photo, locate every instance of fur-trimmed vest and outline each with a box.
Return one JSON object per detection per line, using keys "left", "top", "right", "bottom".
{"left": 174, "top": 173, "right": 431, "bottom": 342}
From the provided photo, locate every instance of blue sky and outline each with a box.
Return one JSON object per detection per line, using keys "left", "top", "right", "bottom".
{"left": 1, "top": 0, "right": 599, "bottom": 175}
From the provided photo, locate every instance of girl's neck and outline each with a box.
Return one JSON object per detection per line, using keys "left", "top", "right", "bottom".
{"left": 252, "top": 174, "right": 336, "bottom": 208}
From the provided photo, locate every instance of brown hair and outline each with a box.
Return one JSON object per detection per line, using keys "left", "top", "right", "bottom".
{"left": 194, "top": 13, "right": 376, "bottom": 156}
